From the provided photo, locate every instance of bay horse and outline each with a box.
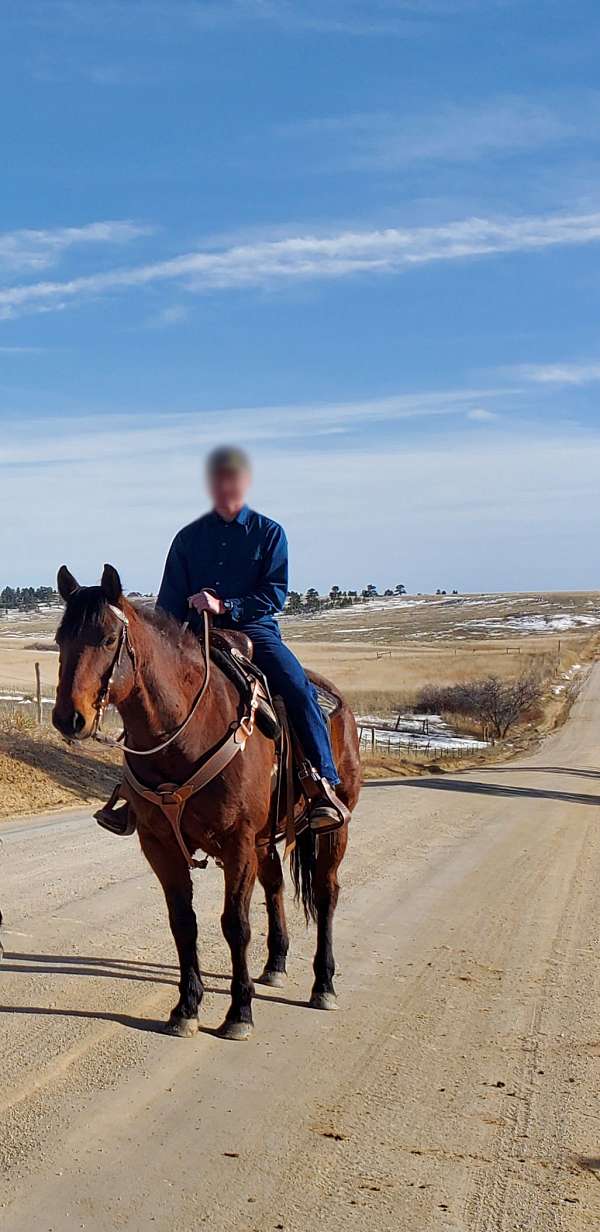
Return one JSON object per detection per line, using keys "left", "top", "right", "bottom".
{"left": 52, "top": 564, "right": 361, "bottom": 1039}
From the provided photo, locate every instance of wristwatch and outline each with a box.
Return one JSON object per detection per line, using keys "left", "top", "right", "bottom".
{"left": 222, "top": 599, "right": 233, "bottom": 614}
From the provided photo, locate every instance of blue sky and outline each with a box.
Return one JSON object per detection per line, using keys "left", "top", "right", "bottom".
{"left": 1, "top": 0, "right": 600, "bottom": 594}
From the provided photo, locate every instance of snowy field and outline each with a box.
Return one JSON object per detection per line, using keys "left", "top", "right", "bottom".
{"left": 357, "top": 711, "right": 488, "bottom": 755}
{"left": 283, "top": 590, "right": 600, "bottom": 645}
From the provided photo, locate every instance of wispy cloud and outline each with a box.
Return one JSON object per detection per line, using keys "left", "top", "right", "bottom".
{"left": 2, "top": 401, "right": 598, "bottom": 591}
{"left": 0, "top": 385, "right": 509, "bottom": 467}
{"left": 0, "top": 221, "right": 152, "bottom": 275}
{"left": 2, "top": 210, "right": 600, "bottom": 321}
{"left": 518, "top": 361, "right": 600, "bottom": 386}
{"left": 280, "top": 96, "right": 579, "bottom": 170}
{"left": 147, "top": 303, "right": 189, "bottom": 328}
{"left": 0, "top": 345, "right": 48, "bottom": 354}
{"left": 466, "top": 407, "right": 498, "bottom": 421}
{"left": 24, "top": 0, "right": 482, "bottom": 40}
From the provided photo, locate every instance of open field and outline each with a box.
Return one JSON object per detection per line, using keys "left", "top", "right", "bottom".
{"left": 0, "top": 591, "right": 597, "bottom": 819}
{"left": 2, "top": 666, "right": 600, "bottom": 1229}
{"left": 2, "top": 591, "right": 598, "bottom": 707}
{"left": 283, "top": 590, "right": 600, "bottom": 714}
{"left": 282, "top": 589, "right": 600, "bottom": 644}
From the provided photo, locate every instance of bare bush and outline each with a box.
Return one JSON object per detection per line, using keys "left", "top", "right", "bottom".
{"left": 415, "top": 674, "right": 542, "bottom": 740}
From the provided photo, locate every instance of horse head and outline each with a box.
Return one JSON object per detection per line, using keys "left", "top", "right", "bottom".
{"left": 52, "top": 563, "right": 129, "bottom": 740}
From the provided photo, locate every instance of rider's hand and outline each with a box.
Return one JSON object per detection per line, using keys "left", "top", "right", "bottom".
{"left": 188, "top": 590, "right": 224, "bottom": 616}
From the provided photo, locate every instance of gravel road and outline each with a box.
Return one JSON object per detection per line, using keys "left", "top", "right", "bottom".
{"left": 1, "top": 667, "right": 600, "bottom": 1230}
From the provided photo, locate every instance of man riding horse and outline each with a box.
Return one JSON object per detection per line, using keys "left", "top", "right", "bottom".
{"left": 96, "top": 445, "right": 346, "bottom": 836}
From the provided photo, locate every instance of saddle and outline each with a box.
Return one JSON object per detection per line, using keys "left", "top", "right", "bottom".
{"left": 209, "top": 629, "right": 347, "bottom": 852}
{"left": 210, "top": 629, "right": 281, "bottom": 740}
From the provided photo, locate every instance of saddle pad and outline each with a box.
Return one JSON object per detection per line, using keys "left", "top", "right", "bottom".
{"left": 314, "top": 684, "right": 341, "bottom": 718}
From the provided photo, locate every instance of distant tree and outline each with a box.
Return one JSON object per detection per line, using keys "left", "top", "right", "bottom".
{"left": 0, "top": 587, "right": 16, "bottom": 609}
{"left": 1, "top": 584, "right": 59, "bottom": 611}
{"left": 395, "top": 583, "right": 406, "bottom": 595}
{"left": 384, "top": 588, "right": 394, "bottom": 596}
{"left": 304, "top": 587, "right": 320, "bottom": 613}
{"left": 362, "top": 584, "right": 378, "bottom": 599}
{"left": 286, "top": 590, "right": 304, "bottom": 615}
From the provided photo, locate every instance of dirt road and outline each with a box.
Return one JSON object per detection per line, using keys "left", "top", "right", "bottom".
{"left": 1, "top": 669, "right": 600, "bottom": 1230}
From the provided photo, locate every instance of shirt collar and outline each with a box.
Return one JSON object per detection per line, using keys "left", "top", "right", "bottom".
{"left": 212, "top": 504, "right": 251, "bottom": 529}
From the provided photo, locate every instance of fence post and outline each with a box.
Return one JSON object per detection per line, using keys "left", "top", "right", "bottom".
{"left": 34, "top": 662, "right": 42, "bottom": 725}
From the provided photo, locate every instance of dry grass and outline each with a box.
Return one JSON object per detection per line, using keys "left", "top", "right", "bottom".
{"left": 361, "top": 748, "right": 492, "bottom": 779}
{"left": 0, "top": 594, "right": 598, "bottom": 816}
{"left": 283, "top": 589, "right": 600, "bottom": 644}
{"left": 0, "top": 726, "right": 121, "bottom": 819}
{"left": 296, "top": 638, "right": 589, "bottom": 717}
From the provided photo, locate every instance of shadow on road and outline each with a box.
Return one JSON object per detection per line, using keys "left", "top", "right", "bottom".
{"left": 2, "top": 959, "right": 178, "bottom": 985}
{"left": 0, "top": 950, "right": 312, "bottom": 1030}
{"left": 0, "top": 1003, "right": 167, "bottom": 1033}
{"left": 386, "top": 778, "right": 600, "bottom": 806}
{"left": 4, "top": 951, "right": 177, "bottom": 972}
{"left": 475, "top": 767, "right": 600, "bottom": 781}
{"left": 577, "top": 1157, "right": 600, "bottom": 1184}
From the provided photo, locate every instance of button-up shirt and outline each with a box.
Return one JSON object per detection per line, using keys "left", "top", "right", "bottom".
{"left": 157, "top": 505, "right": 288, "bottom": 629}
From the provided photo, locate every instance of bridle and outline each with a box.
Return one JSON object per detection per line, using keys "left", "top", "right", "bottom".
{"left": 92, "top": 604, "right": 213, "bottom": 757}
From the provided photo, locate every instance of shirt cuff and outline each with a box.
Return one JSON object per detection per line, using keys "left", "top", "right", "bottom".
{"left": 227, "top": 597, "right": 245, "bottom": 623}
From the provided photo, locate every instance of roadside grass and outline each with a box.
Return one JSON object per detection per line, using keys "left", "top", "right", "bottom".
{"left": 0, "top": 725, "right": 121, "bottom": 819}
{"left": 0, "top": 603, "right": 597, "bottom": 816}
{"left": 360, "top": 640, "right": 597, "bottom": 781}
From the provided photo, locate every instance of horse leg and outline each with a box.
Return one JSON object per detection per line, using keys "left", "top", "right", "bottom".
{"left": 309, "top": 825, "right": 348, "bottom": 1011}
{"left": 219, "top": 842, "right": 257, "bottom": 1040}
{"left": 256, "top": 848, "right": 289, "bottom": 988}
{"left": 139, "top": 829, "right": 203, "bottom": 1037}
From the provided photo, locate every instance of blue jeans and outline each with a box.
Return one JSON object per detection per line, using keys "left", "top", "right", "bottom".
{"left": 244, "top": 621, "right": 340, "bottom": 785}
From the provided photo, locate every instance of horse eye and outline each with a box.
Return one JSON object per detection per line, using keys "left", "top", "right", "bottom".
{"left": 103, "top": 634, "right": 118, "bottom": 649}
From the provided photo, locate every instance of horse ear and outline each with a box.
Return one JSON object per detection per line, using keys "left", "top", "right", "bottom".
{"left": 57, "top": 566, "right": 79, "bottom": 602}
{"left": 101, "top": 564, "right": 123, "bottom": 606}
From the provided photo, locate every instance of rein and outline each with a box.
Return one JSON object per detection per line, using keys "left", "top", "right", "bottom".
{"left": 93, "top": 605, "right": 212, "bottom": 757}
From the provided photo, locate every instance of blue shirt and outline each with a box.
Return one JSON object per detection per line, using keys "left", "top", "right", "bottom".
{"left": 157, "top": 505, "right": 288, "bottom": 629}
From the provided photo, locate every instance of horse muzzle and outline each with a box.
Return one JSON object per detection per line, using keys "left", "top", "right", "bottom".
{"left": 52, "top": 705, "right": 92, "bottom": 740}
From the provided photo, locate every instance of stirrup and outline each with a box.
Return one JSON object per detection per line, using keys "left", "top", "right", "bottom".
{"left": 308, "top": 798, "right": 346, "bottom": 835}
{"left": 93, "top": 787, "right": 136, "bottom": 837}
{"left": 297, "top": 762, "right": 350, "bottom": 833}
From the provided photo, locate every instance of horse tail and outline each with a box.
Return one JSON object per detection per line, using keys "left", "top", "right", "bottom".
{"left": 290, "top": 827, "right": 318, "bottom": 924}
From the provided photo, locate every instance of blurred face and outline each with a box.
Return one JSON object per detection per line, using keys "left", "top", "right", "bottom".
{"left": 208, "top": 464, "right": 251, "bottom": 512}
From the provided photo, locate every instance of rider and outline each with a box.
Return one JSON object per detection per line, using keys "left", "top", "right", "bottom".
{"left": 96, "top": 445, "right": 343, "bottom": 834}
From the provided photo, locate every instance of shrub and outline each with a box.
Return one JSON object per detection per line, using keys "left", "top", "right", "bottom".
{"left": 415, "top": 675, "right": 542, "bottom": 740}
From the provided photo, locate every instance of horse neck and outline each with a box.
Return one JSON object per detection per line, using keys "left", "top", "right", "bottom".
{"left": 116, "top": 611, "right": 227, "bottom": 773}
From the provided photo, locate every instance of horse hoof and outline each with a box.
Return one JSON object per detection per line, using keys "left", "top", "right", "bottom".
{"left": 217, "top": 1020, "right": 253, "bottom": 1041}
{"left": 166, "top": 1015, "right": 199, "bottom": 1038}
{"left": 256, "top": 968, "right": 287, "bottom": 988}
{"left": 309, "top": 992, "right": 338, "bottom": 1011}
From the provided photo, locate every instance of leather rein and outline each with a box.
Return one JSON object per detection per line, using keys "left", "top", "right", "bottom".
{"left": 93, "top": 605, "right": 260, "bottom": 869}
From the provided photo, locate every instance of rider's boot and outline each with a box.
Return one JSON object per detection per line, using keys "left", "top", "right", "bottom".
{"left": 297, "top": 762, "right": 351, "bottom": 834}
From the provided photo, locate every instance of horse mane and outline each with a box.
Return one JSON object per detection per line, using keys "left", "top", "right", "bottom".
{"left": 56, "top": 589, "right": 201, "bottom": 662}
